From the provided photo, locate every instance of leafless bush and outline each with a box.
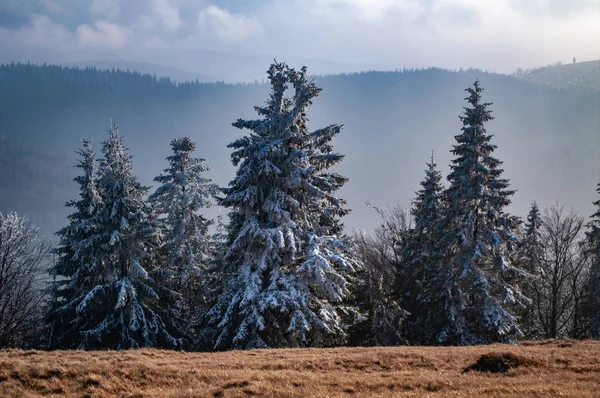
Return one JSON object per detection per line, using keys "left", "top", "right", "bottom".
{"left": 350, "top": 202, "right": 411, "bottom": 345}
{"left": 0, "top": 212, "right": 50, "bottom": 348}
{"left": 531, "top": 204, "right": 589, "bottom": 339}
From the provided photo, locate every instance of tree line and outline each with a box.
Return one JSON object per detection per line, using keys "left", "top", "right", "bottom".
{"left": 1, "top": 61, "right": 599, "bottom": 350}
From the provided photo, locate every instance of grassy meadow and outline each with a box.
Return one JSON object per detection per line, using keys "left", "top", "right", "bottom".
{"left": 0, "top": 339, "right": 598, "bottom": 397}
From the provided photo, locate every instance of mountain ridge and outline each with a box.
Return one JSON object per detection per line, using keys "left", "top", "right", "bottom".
{"left": 0, "top": 62, "right": 598, "bottom": 238}
{"left": 514, "top": 60, "right": 600, "bottom": 92}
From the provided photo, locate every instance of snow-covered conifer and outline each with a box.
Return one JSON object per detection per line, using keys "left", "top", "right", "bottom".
{"left": 53, "top": 139, "right": 101, "bottom": 277}
{"left": 515, "top": 201, "right": 543, "bottom": 338}
{"left": 432, "top": 80, "right": 527, "bottom": 345}
{"left": 149, "top": 137, "right": 217, "bottom": 306}
{"left": 401, "top": 153, "right": 445, "bottom": 342}
{"left": 48, "top": 138, "right": 101, "bottom": 348}
{"left": 208, "top": 62, "right": 357, "bottom": 350}
{"left": 49, "top": 122, "right": 186, "bottom": 349}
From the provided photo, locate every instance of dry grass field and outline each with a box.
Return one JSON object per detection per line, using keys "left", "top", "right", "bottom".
{"left": 0, "top": 339, "right": 599, "bottom": 397}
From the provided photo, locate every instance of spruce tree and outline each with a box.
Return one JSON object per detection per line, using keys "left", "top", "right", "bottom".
{"left": 49, "top": 122, "right": 186, "bottom": 349}
{"left": 433, "top": 80, "right": 526, "bottom": 345}
{"left": 521, "top": 202, "right": 542, "bottom": 274}
{"left": 586, "top": 182, "right": 600, "bottom": 337}
{"left": 516, "top": 201, "right": 542, "bottom": 338}
{"left": 52, "top": 139, "right": 100, "bottom": 280}
{"left": 149, "top": 137, "right": 217, "bottom": 322}
{"left": 411, "top": 153, "right": 444, "bottom": 264}
{"left": 48, "top": 138, "right": 101, "bottom": 348}
{"left": 208, "top": 62, "right": 357, "bottom": 350}
{"left": 403, "top": 153, "right": 445, "bottom": 343}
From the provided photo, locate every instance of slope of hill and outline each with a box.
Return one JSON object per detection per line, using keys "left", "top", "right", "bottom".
{"left": 515, "top": 60, "right": 600, "bottom": 91}
{"left": 0, "top": 135, "right": 74, "bottom": 236}
{"left": 0, "top": 63, "right": 598, "bottom": 238}
{"left": 0, "top": 340, "right": 598, "bottom": 397}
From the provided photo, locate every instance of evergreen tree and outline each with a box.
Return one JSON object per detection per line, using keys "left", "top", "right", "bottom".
{"left": 48, "top": 138, "right": 101, "bottom": 348}
{"left": 49, "top": 122, "right": 186, "bottom": 349}
{"left": 410, "top": 153, "right": 444, "bottom": 265}
{"left": 402, "top": 153, "right": 445, "bottom": 343}
{"left": 516, "top": 201, "right": 542, "bottom": 338}
{"left": 149, "top": 137, "right": 217, "bottom": 322}
{"left": 432, "top": 80, "right": 526, "bottom": 345}
{"left": 521, "top": 202, "right": 542, "bottom": 275}
{"left": 208, "top": 62, "right": 357, "bottom": 350}
{"left": 586, "top": 182, "right": 600, "bottom": 337}
{"left": 195, "top": 212, "right": 230, "bottom": 350}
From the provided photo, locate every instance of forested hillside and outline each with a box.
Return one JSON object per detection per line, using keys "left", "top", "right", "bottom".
{"left": 0, "top": 62, "right": 599, "bottom": 237}
{"left": 0, "top": 135, "right": 72, "bottom": 234}
{"left": 515, "top": 60, "right": 600, "bottom": 92}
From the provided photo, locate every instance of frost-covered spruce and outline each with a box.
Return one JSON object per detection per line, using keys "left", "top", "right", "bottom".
{"left": 402, "top": 154, "right": 445, "bottom": 343}
{"left": 50, "top": 122, "right": 186, "bottom": 350}
{"left": 48, "top": 138, "right": 101, "bottom": 348}
{"left": 434, "top": 80, "right": 526, "bottom": 345}
{"left": 209, "top": 62, "right": 357, "bottom": 350}
{"left": 515, "top": 201, "right": 542, "bottom": 338}
{"left": 51, "top": 138, "right": 100, "bottom": 287}
{"left": 586, "top": 182, "right": 600, "bottom": 338}
{"left": 149, "top": 137, "right": 217, "bottom": 309}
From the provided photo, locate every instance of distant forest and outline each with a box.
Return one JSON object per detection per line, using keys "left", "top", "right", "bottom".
{"left": 1, "top": 62, "right": 598, "bottom": 239}
{"left": 0, "top": 61, "right": 599, "bottom": 350}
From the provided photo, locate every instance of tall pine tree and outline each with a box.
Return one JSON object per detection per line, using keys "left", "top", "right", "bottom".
{"left": 208, "top": 62, "right": 357, "bottom": 350}
{"left": 149, "top": 137, "right": 217, "bottom": 322}
{"left": 49, "top": 122, "right": 186, "bottom": 349}
{"left": 432, "top": 80, "right": 526, "bottom": 345}
{"left": 516, "top": 201, "right": 542, "bottom": 338}
{"left": 48, "top": 138, "right": 101, "bottom": 348}
{"left": 150, "top": 138, "right": 216, "bottom": 276}
{"left": 403, "top": 153, "right": 445, "bottom": 343}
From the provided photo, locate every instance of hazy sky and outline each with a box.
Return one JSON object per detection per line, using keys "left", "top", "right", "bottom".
{"left": 1, "top": 0, "right": 599, "bottom": 81}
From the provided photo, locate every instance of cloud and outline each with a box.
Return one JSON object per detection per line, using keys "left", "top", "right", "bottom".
{"left": 0, "top": 13, "right": 129, "bottom": 59}
{"left": 311, "top": 0, "right": 421, "bottom": 22}
{"left": 152, "top": 0, "right": 183, "bottom": 31}
{"left": 270, "top": 0, "right": 599, "bottom": 71}
{"left": 511, "top": 0, "right": 600, "bottom": 16}
{"left": 197, "top": 5, "right": 263, "bottom": 42}
{"left": 76, "top": 21, "right": 130, "bottom": 49}
{"left": 90, "top": 0, "right": 120, "bottom": 20}
{"left": 0, "top": 14, "right": 70, "bottom": 49}
{"left": 0, "top": 0, "right": 598, "bottom": 80}
{"left": 39, "top": 0, "right": 64, "bottom": 15}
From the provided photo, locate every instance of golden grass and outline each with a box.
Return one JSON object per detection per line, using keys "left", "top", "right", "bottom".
{"left": 1, "top": 339, "right": 599, "bottom": 397}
